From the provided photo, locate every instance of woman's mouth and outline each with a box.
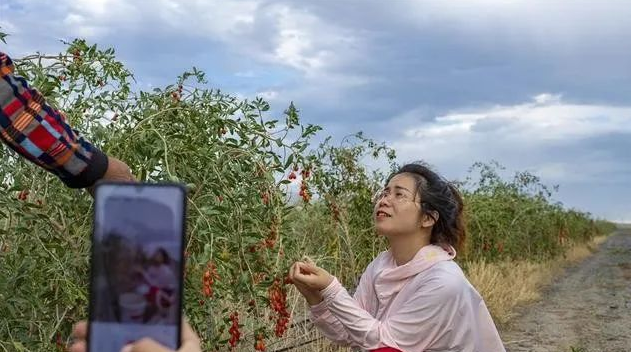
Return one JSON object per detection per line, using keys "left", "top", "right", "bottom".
{"left": 376, "top": 210, "right": 391, "bottom": 218}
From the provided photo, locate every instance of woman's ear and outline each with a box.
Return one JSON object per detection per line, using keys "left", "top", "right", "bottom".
{"left": 421, "top": 211, "right": 439, "bottom": 228}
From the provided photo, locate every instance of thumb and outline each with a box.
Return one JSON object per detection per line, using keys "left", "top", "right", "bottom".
{"left": 122, "top": 338, "right": 172, "bottom": 352}
{"left": 181, "top": 320, "right": 202, "bottom": 352}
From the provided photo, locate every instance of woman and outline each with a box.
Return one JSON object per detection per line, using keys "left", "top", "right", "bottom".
{"left": 137, "top": 248, "right": 178, "bottom": 322}
{"left": 289, "top": 162, "right": 506, "bottom": 352}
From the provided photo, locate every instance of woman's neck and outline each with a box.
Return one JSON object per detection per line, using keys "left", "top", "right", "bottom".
{"left": 388, "top": 232, "right": 431, "bottom": 266}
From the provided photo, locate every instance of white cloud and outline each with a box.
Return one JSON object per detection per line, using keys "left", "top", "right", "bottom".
{"left": 157, "top": 0, "right": 259, "bottom": 37}
{"left": 17, "top": 0, "right": 364, "bottom": 79}
{"left": 403, "top": 0, "right": 631, "bottom": 44}
{"left": 235, "top": 70, "right": 257, "bottom": 78}
{"left": 535, "top": 162, "right": 568, "bottom": 180}
{"left": 402, "top": 95, "right": 631, "bottom": 145}
{"left": 384, "top": 94, "right": 631, "bottom": 220}
{"left": 0, "top": 16, "right": 18, "bottom": 35}
{"left": 260, "top": 4, "right": 360, "bottom": 75}
{"left": 257, "top": 90, "right": 278, "bottom": 100}
{"left": 63, "top": 13, "right": 108, "bottom": 38}
{"left": 533, "top": 93, "right": 561, "bottom": 104}
{"left": 390, "top": 94, "right": 631, "bottom": 184}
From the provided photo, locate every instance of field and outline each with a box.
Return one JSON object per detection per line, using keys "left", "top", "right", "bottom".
{"left": 0, "top": 39, "right": 615, "bottom": 351}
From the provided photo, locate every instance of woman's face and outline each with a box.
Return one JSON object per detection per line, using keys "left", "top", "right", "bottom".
{"left": 152, "top": 251, "right": 167, "bottom": 265}
{"left": 373, "top": 173, "right": 423, "bottom": 237}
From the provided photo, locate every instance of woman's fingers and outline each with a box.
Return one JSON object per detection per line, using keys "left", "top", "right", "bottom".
{"left": 295, "top": 265, "right": 321, "bottom": 285}
{"left": 297, "top": 261, "right": 317, "bottom": 274}
{"left": 291, "top": 262, "right": 315, "bottom": 281}
{"left": 289, "top": 263, "right": 301, "bottom": 285}
{"left": 290, "top": 263, "right": 313, "bottom": 286}
{"left": 290, "top": 261, "right": 328, "bottom": 292}
{"left": 301, "top": 255, "right": 315, "bottom": 266}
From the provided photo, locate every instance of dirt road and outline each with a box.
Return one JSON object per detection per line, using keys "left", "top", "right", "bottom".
{"left": 500, "top": 227, "right": 631, "bottom": 352}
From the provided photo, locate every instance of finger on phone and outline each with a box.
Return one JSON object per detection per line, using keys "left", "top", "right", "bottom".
{"left": 69, "top": 340, "right": 86, "bottom": 352}
{"left": 72, "top": 321, "right": 88, "bottom": 340}
{"left": 181, "top": 320, "right": 200, "bottom": 343}
{"left": 123, "top": 338, "right": 172, "bottom": 352}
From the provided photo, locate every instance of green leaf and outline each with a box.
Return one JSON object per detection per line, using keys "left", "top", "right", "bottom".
{"left": 284, "top": 154, "right": 294, "bottom": 169}
{"left": 201, "top": 207, "right": 222, "bottom": 216}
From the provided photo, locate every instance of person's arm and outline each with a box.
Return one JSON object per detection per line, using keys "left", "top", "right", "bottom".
{"left": 0, "top": 51, "right": 128, "bottom": 188}
{"left": 317, "top": 273, "right": 463, "bottom": 352}
{"left": 308, "top": 300, "right": 351, "bottom": 346}
{"left": 308, "top": 260, "right": 376, "bottom": 347}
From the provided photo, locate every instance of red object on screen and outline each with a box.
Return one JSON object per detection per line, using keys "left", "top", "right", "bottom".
{"left": 371, "top": 348, "right": 403, "bottom": 352}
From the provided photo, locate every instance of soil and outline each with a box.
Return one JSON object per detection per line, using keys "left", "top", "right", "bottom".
{"left": 500, "top": 226, "right": 631, "bottom": 352}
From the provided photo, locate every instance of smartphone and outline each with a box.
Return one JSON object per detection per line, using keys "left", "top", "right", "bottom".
{"left": 88, "top": 182, "right": 187, "bottom": 352}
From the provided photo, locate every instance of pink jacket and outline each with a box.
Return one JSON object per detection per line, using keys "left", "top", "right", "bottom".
{"left": 310, "top": 245, "right": 506, "bottom": 352}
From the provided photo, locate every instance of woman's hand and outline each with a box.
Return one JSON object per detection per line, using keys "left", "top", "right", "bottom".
{"left": 289, "top": 258, "right": 334, "bottom": 299}
{"left": 289, "top": 261, "right": 324, "bottom": 306}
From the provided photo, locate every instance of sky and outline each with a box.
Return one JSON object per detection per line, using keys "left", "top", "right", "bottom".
{"left": 1, "top": 0, "right": 630, "bottom": 221}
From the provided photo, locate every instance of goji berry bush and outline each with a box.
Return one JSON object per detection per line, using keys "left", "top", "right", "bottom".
{"left": 0, "top": 36, "right": 614, "bottom": 351}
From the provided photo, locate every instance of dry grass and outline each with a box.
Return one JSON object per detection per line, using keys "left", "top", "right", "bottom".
{"left": 466, "top": 235, "right": 608, "bottom": 326}
{"left": 465, "top": 260, "right": 554, "bottom": 325}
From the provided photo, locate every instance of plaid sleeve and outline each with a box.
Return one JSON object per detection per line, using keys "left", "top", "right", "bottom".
{"left": 0, "top": 52, "right": 108, "bottom": 188}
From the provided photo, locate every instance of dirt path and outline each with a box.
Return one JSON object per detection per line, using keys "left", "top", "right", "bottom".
{"left": 500, "top": 227, "right": 631, "bottom": 352}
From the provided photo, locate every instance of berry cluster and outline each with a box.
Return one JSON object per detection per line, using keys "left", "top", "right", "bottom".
{"left": 269, "top": 278, "right": 290, "bottom": 337}
{"left": 202, "top": 261, "right": 219, "bottom": 298}
{"left": 228, "top": 312, "right": 240, "bottom": 349}
{"left": 17, "top": 189, "right": 29, "bottom": 201}
{"left": 254, "top": 333, "right": 266, "bottom": 351}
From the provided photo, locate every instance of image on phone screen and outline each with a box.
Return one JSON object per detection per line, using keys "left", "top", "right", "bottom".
{"left": 88, "top": 183, "right": 185, "bottom": 352}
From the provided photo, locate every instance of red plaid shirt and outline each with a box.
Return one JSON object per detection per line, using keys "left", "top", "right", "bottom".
{"left": 0, "top": 51, "right": 107, "bottom": 188}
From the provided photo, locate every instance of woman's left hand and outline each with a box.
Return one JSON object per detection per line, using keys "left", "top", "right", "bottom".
{"left": 290, "top": 261, "right": 334, "bottom": 291}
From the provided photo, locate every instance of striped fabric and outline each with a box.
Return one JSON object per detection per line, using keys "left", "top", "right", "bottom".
{"left": 0, "top": 51, "right": 107, "bottom": 188}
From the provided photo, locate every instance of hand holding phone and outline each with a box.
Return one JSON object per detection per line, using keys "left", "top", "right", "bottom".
{"left": 70, "top": 320, "right": 201, "bottom": 352}
{"left": 88, "top": 183, "right": 187, "bottom": 352}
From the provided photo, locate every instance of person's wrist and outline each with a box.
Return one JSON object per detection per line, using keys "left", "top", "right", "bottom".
{"left": 317, "top": 274, "right": 334, "bottom": 291}
{"left": 305, "top": 292, "right": 324, "bottom": 306}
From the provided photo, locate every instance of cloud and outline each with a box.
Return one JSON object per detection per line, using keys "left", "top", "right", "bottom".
{"left": 392, "top": 93, "right": 631, "bottom": 162}
{"left": 256, "top": 90, "right": 278, "bottom": 101}
{"left": 387, "top": 94, "right": 631, "bottom": 219}
{"left": 402, "top": 95, "right": 631, "bottom": 146}
{"left": 2, "top": 0, "right": 631, "bottom": 220}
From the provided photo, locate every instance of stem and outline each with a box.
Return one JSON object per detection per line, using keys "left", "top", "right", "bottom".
{"left": 149, "top": 123, "right": 173, "bottom": 178}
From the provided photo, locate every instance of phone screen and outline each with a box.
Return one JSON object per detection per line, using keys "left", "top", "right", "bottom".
{"left": 88, "top": 183, "right": 186, "bottom": 352}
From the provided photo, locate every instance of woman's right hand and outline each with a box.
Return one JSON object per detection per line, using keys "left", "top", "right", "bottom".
{"left": 289, "top": 261, "right": 324, "bottom": 306}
